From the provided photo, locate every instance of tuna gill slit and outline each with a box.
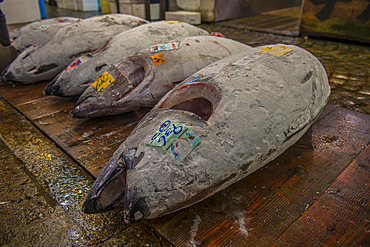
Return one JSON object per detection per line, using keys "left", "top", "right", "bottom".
{"left": 157, "top": 83, "right": 222, "bottom": 121}
{"left": 116, "top": 55, "right": 150, "bottom": 100}
{"left": 126, "top": 55, "right": 149, "bottom": 88}
{"left": 90, "top": 39, "right": 111, "bottom": 56}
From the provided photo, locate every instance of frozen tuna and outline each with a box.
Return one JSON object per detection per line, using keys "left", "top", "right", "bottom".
{"left": 44, "top": 21, "right": 210, "bottom": 96}
{"left": 1, "top": 14, "right": 148, "bottom": 84}
{"left": 9, "top": 17, "right": 79, "bottom": 41}
{"left": 12, "top": 22, "right": 77, "bottom": 52}
{"left": 82, "top": 44, "right": 330, "bottom": 221}
{"left": 71, "top": 36, "right": 251, "bottom": 118}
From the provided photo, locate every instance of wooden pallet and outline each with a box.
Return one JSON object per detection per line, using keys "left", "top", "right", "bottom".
{"left": 0, "top": 81, "right": 151, "bottom": 178}
{"left": 300, "top": 0, "right": 370, "bottom": 43}
{"left": 1, "top": 80, "right": 370, "bottom": 246}
{"left": 215, "top": 7, "right": 302, "bottom": 37}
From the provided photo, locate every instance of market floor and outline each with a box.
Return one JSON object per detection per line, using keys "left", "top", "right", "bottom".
{"left": 1, "top": 5, "right": 370, "bottom": 247}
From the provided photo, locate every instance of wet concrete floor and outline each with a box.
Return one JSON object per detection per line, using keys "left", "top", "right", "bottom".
{"left": 1, "top": 5, "right": 370, "bottom": 246}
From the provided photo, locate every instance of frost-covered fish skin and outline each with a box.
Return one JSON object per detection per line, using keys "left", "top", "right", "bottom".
{"left": 9, "top": 17, "right": 79, "bottom": 41}
{"left": 82, "top": 44, "right": 330, "bottom": 222}
{"left": 12, "top": 22, "right": 76, "bottom": 52}
{"left": 71, "top": 36, "right": 251, "bottom": 118}
{"left": 1, "top": 14, "right": 148, "bottom": 84}
{"left": 44, "top": 21, "right": 210, "bottom": 96}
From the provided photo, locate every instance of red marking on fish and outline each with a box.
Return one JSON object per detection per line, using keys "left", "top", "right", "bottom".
{"left": 211, "top": 40, "right": 232, "bottom": 55}
{"left": 211, "top": 32, "right": 226, "bottom": 38}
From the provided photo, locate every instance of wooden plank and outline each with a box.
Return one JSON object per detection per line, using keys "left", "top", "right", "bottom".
{"left": 50, "top": 123, "right": 137, "bottom": 177}
{"left": 0, "top": 81, "right": 49, "bottom": 106}
{"left": 300, "top": 0, "right": 370, "bottom": 43}
{"left": 216, "top": 14, "right": 300, "bottom": 36}
{"left": 262, "top": 6, "right": 302, "bottom": 18}
{"left": 32, "top": 107, "right": 150, "bottom": 177}
{"left": 148, "top": 107, "right": 370, "bottom": 246}
{"left": 1, "top": 77, "right": 370, "bottom": 246}
{"left": 272, "top": 145, "right": 370, "bottom": 246}
{"left": 0, "top": 94, "right": 170, "bottom": 245}
{"left": 15, "top": 96, "right": 77, "bottom": 120}
{"left": 0, "top": 80, "right": 150, "bottom": 177}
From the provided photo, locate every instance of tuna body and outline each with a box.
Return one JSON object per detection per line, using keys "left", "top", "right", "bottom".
{"left": 9, "top": 17, "right": 80, "bottom": 41}
{"left": 82, "top": 44, "right": 331, "bottom": 222}
{"left": 2, "top": 14, "right": 148, "bottom": 84}
{"left": 44, "top": 21, "right": 210, "bottom": 97}
{"left": 12, "top": 22, "right": 75, "bottom": 52}
{"left": 71, "top": 36, "right": 251, "bottom": 118}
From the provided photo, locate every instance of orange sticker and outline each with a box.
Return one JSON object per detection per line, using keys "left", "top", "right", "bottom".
{"left": 151, "top": 52, "right": 167, "bottom": 66}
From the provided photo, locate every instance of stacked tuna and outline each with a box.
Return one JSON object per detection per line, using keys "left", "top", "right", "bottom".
{"left": 1, "top": 14, "right": 149, "bottom": 84}
{"left": 82, "top": 44, "right": 330, "bottom": 221}
{"left": 1, "top": 15, "right": 330, "bottom": 222}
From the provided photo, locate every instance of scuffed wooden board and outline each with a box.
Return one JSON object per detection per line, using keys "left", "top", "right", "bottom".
{"left": 1, "top": 81, "right": 370, "bottom": 247}
{"left": 0, "top": 82, "right": 150, "bottom": 177}
{"left": 300, "top": 0, "right": 370, "bottom": 43}
{"left": 0, "top": 81, "right": 47, "bottom": 105}
{"left": 215, "top": 14, "right": 300, "bottom": 36}
{"left": 148, "top": 107, "right": 370, "bottom": 246}
{"left": 273, "top": 145, "right": 370, "bottom": 246}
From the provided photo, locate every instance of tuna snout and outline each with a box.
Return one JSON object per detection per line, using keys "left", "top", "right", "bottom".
{"left": 83, "top": 148, "right": 137, "bottom": 214}
{"left": 0, "top": 67, "right": 15, "bottom": 83}
{"left": 44, "top": 76, "right": 62, "bottom": 95}
{"left": 83, "top": 162, "right": 127, "bottom": 214}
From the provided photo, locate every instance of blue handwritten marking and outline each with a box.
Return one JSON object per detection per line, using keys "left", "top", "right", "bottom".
{"left": 147, "top": 119, "right": 201, "bottom": 162}
{"left": 172, "top": 123, "right": 183, "bottom": 134}
{"left": 149, "top": 133, "right": 159, "bottom": 144}
{"left": 159, "top": 135, "right": 166, "bottom": 146}
{"left": 159, "top": 120, "right": 171, "bottom": 132}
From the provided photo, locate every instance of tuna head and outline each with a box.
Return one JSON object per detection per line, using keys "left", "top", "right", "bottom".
{"left": 70, "top": 36, "right": 251, "bottom": 118}
{"left": 44, "top": 39, "right": 112, "bottom": 96}
{"left": 43, "top": 21, "right": 210, "bottom": 97}
{"left": 70, "top": 54, "right": 160, "bottom": 118}
{"left": 1, "top": 45, "right": 60, "bottom": 84}
{"left": 83, "top": 81, "right": 220, "bottom": 221}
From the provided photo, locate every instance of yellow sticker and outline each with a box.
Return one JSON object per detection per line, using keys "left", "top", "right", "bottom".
{"left": 257, "top": 45, "right": 293, "bottom": 57}
{"left": 164, "top": 20, "right": 181, "bottom": 24}
{"left": 92, "top": 71, "right": 115, "bottom": 93}
{"left": 151, "top": 52, "right": 167, "bottom": 66}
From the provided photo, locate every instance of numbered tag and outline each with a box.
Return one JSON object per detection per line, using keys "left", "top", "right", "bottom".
{"left": 38, "top": 24, "right": 51, "bottom": 31}
{"left": 92, "top": 71, "right": 115, "bottom": 93}
{"left": 257, "top": 45, "right": 293, "bottom": 57}
{"left": 65, "top": 58, "right": 81, "bottom": 72}
{"left": 148, "top": 120, "right": 201, "bottom": 162}
{"left": 150, "top": 42, "right": 179, "bottom": 52}
{"left": 151, "top": 52, "right": 167, "bottom": 66}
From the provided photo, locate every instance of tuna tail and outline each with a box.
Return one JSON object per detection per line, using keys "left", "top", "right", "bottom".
{"left": 83, "top": 148, "right": 137, "bottom": 214}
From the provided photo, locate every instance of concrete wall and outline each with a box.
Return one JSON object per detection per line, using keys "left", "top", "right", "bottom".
{"left": 0, "top": 0, "right": 41, "bottom": 24}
